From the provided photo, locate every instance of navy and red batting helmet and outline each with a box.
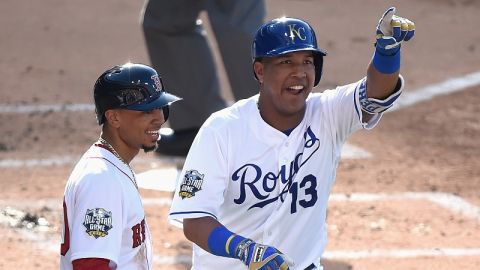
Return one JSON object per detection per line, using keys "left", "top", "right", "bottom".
{"left": 93, "top": 63, "right": 181, "bottom": 125}
{"left": 252, "top": 17, "right": 327, "bottom": 86}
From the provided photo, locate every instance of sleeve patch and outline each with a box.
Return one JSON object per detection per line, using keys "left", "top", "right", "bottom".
{"left": 83, "top": 208, "right": 113, "bottom": 239}
{"left": 179, "top": 170, "right": 204, "bottom": 199}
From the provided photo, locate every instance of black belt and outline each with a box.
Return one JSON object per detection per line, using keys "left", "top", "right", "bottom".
{"left": 304, "top": 263, "right": 316, "bottom": 270}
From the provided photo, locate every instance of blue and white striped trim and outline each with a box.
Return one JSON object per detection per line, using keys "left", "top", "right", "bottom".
{"left": 358, "top": 76, "right": 404, "bottom": 114}
{"left": 169, "top": 210, "right": 218, "bottom": 220}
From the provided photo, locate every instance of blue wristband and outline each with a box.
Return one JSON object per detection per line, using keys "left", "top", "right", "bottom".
{"left": 207, "top": 226, "right": 247, "bottom": 258}
{"left": 372, "top": 48, "right": 401, "bottom": 74}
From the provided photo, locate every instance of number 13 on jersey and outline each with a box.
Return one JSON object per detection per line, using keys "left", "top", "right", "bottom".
{"left": 288, "top": 174, "right": 318, "bottom": 214}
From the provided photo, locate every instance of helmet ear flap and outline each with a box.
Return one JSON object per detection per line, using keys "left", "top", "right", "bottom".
{"left": 252, "top": 58, "right": 264, "bottom": 83}
{"left": 96, "top": 108, "right": 105, "bottom": 125}
{"left": 313, "top": 54, "right": 324, "bottom": 87}
{"left": 162, "top": 106, "right": 170, "bottom": 122}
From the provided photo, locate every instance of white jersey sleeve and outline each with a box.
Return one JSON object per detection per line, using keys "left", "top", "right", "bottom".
{"left": 67, "top": 164, "right": 124, "bottom": 263}
{"left": 61, "top": 145, "right": 152, "bottom": 270}
{"left": 169, "top": 122, "right": 229, "bottom": 222}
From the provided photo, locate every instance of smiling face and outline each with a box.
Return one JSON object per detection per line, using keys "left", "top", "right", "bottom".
{"left": 254, "top": 51, "right": 316, "bottom": 130}
{"left": 116, "top": 108, "right": 165, "bottom": 153}
{"left": 103, "top": 107, "right": 166, "bottom": 161}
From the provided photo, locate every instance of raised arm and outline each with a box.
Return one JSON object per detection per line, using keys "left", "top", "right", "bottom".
{"left": 362, "top": 7, "right": 415, "bottom": 121}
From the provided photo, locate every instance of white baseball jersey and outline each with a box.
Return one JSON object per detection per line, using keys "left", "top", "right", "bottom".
{"left": 169, "top": 77, "right": 403, "bottom": 270}
{"left": 60, "top": 143, "right": 153, "bottom": 270}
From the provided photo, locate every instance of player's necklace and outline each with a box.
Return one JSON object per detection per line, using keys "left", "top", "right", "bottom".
{"left": 97, "top": 137, "right": 139, "bottom": 190}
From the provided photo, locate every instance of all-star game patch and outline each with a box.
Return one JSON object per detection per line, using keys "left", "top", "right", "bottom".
{"left": 83, "top": 208, "right": 113, "bottom": 238}
{"left": 179, "top": 169, "right": 204, "bottom": 199}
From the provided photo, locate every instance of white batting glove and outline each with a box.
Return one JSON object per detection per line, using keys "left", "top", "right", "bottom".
{"left": 376, "top": 7, "right": 415, "bottom": 55}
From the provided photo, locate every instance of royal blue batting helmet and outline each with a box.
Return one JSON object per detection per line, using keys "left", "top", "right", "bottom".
{"left": 94, "top": 63, "right": 181, "bottom": 125}
{"left": 252, "top": 17, "right": 327, "bottom": 86}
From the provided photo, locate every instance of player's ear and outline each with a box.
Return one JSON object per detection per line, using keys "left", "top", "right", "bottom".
{"left": 104, "top": 109, "right": 121, "bottom": 128}
{"left": 253, "top": 61, "right": 265, "bottom": 84}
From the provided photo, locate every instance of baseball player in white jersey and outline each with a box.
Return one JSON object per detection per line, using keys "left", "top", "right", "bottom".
{"left": 169, "top": 7, "right": 415, "bottom": 270}
{"left": 60, "top": 63, "right": 181, "bottom": 270}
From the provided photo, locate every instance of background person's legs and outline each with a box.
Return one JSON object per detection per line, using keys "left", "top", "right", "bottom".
{"left": 207, "top": 0, "right": 266, "bottom": 101}
{"left": 142, "top": 0, "right": 226, "bottom": 130}
{"left": 141, "top": 0, "right": 265, "bottom": 156}
{"left": 141, "top": 0, "right": 226, "bottom": 156}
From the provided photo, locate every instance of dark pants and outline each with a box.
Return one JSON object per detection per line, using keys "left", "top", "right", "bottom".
{"left": 141, "top": 0, "right": 265, "bottom": 130}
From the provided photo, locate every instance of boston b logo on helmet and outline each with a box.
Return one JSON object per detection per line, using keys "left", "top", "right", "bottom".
{"left": 93, "top": 63, "right": 181, "bottom": 125}
{"left": 252, "top": 17, "right": 327, "bottom": 86}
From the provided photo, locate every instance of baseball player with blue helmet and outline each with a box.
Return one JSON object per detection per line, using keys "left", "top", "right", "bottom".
{"left": 169, "top": 7, "right": 415, "bottom": 270}
{"left": 60, "top": 63, "right": 181, "bottom": 270}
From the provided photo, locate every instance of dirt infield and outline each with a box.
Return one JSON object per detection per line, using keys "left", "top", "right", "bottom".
{"left": 1, "top": 0, "right": 479, "bottom": 269}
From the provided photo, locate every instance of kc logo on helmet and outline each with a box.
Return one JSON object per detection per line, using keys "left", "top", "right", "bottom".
{"left": 151, "top": 75, "right": 163, "bottom": 92}
{"left": 288, "top": 24, "right": 307, "bottom": 43}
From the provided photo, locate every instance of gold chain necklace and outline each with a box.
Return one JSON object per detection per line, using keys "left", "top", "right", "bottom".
{"left": 98, "top": 137, "right": 139, "bottom": 190}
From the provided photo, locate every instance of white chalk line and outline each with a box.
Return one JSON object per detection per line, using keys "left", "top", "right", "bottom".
{"left": 1, "top": 192, "right": 479, "bottom": 262}
{"left": 2, "top": 72, "right": 480, "bottom": 262}
{"left": 2, "top": 70, "right": 480, "bottom": 114}
{"left": 0, "top": 197, "right": 173, "bottom": 214}
{"left": 0, "top": 143, "right": 369, "bottom": 169}
{"left": 150, "top": 193, "right": 480, "bottom": 262}
{"left": 322, "top": 248, "right": 480, "bottom": 260}
{"left": 0, "top": 103, "right": 94, "bottom": 113}
{"left": 10, "top": 237, "right": 480, "bottom": 264}
{"left": 329, "top": 192, "right": 480, "bottom": 222}
{"left": 390, "top": 70, "right": 480, "bottom": 112}
{"left": 0, "top": 155, "right": 169, "bottom": 168}
{"left": 152, "top": 247, "right": 480, "bottom": 265}
{"left": 0, "top": 155, "right": 78, "bottom": 168}
{"left": 2, "top": 192, "right": 478, "bottom": 221}
{"left": 146, "top": 189, "right": 480, "bottom": 262}
{"left": 2, "top": 70, "right": 480, "bottom": 167}
{"left": 5, "top": 192, "right": 479, "bottom": 221}
{"left": 19, "top": 243, "right": 480, "bottom": 265}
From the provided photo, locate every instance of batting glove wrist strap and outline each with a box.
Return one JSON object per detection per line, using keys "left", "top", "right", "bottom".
{"left": 207, "top": 225, "right": 243, "bottom": 258}
{"left": 206, "top": 226, "right": 294, "bottom": 269}
{"left": 372, "top": 48, "right": 401, "bottom": 74}
{"left": 207, "top": 225, "right": 256, "bottom": 261}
